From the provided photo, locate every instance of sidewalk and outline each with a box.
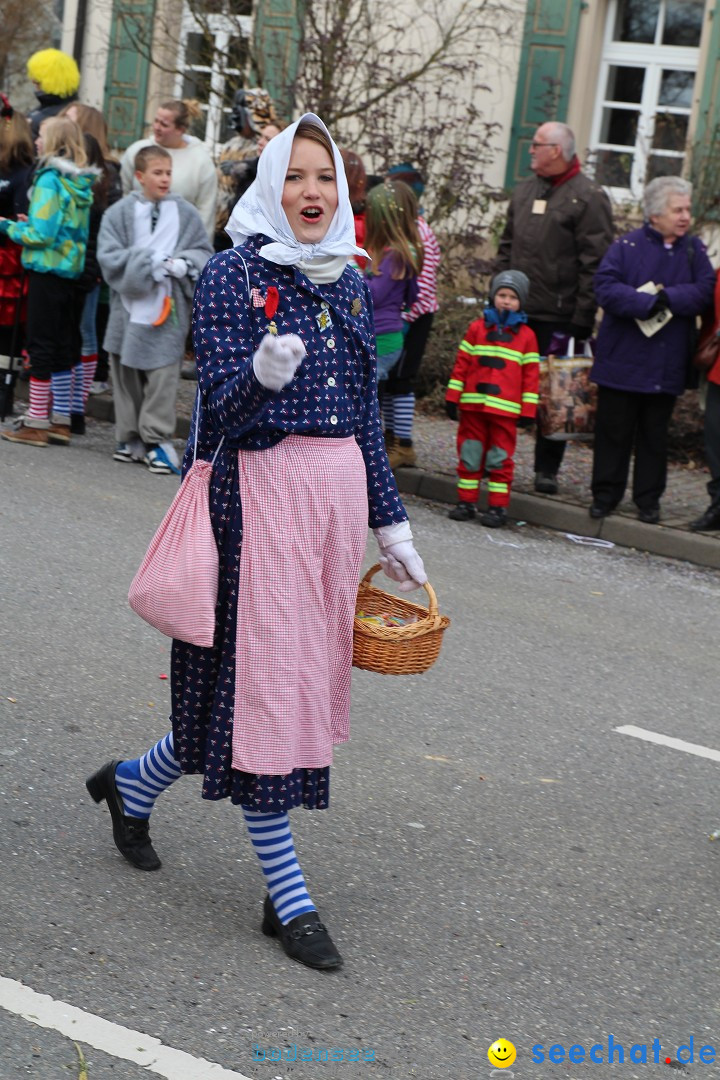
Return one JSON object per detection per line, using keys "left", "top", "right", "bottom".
{"left": 53, "top": 380, "right": 720, "bottom": 571}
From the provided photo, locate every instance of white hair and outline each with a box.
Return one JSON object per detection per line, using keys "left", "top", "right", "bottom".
{"left": 546, "top": 122, "right": 576, "bottom": 162}
{"left": 643, "top": 176, "right": 692, "bottom": 219}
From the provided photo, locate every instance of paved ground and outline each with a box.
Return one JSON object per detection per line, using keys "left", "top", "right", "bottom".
{"left": 3, "top": 435, "right": 720, "bottom": 1079}
{"left": 60, "top": 377, "right": 720, "bottom": 572}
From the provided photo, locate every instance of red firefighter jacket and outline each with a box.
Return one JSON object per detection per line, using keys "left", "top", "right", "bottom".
{"left": 446, "top": 316, "right": 540, "bottom": 419}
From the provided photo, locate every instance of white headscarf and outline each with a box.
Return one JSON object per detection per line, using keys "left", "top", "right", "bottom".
{"left": 225, "top": 112, "right": 368, "bottom": 280}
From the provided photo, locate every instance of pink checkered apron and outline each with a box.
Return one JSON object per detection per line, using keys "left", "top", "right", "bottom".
{"left": 232, "top": 434, "right": 368, "bottom": 774}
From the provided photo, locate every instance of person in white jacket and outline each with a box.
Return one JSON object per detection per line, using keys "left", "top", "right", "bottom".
{"left": 120, "top": 99, "right": 218, "bottom": 241}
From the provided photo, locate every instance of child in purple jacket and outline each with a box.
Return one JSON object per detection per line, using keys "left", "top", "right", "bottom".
{"left": 365, "top": 181, "right": 421, "bottom": 384}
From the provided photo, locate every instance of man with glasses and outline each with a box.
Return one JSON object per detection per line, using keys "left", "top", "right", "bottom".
{"left": 494, "top": 122, "right": 613, "bottom": 494}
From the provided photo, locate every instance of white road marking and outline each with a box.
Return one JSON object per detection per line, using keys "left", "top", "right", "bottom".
{"left": 615, "top": 724, "right": 720, "bottom": 763}
{"left": 0, "top": 976, "right": 253, "bottom": 1079}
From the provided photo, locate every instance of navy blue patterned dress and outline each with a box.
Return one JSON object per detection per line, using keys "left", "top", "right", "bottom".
{"left": 171, "top": 239, "right": 407, "bottom": 811}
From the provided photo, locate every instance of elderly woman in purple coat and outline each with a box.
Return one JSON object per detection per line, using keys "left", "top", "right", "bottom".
{"left": 589, "top": 176, "right": 715, "bottom": 524}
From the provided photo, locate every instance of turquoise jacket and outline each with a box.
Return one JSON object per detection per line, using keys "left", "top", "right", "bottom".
{"left": 0, "top": 157, "right": 96, "bottom": 279}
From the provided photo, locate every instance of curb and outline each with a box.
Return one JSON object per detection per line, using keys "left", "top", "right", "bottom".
{"left": 15, "top": 384, "right": 720, "bottom": 572}
{"left": 393, "top": 467, "right": 720, "bottom": 572}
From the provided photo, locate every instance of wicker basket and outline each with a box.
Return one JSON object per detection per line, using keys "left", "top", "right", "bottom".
{"left": 353, "top": 564, "right": 450, "bottom": 675}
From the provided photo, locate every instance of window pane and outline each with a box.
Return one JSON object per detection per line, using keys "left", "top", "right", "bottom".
{"left": 646, "top": 154, "right": 684, "bottom": 181}
{"left": 606, "top": 66, "right": 645, "bottom": 103}
{"left": 658, "top": 69, "right": 694, "bottom": 109}
{"left": 600, "top": 107, "right": 639, "bottom": 146}
{"left": 183, "top": 69, "right": 212, "bottom": 103}
{"left": 613, "top": 0, "right": 659, "bottom": 42}
{"left": 227, "top": 0, "right": 252, "bottom": 14}
{"left": 185, "top": 32, "right": 214, "bottom": 68}
{"left": 662, "top": 0, "right": 703, "bottom": 47}
{"left": 594, "top": 149, "right": 634, "bottom": 187}
{"left": 227, "top": 34, "right": 249, "bottom": 72}
{"left": 653, "top": 111, "right": 688, "bottom": 152}
{"left": 219, "top": 111, "right": 235, "bottom": 143}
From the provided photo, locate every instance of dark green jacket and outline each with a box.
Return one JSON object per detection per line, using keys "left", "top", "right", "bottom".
{"left": 494, "top": 169, "right": 614, "bottom": 328}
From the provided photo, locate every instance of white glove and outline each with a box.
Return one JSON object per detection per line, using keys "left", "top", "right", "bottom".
{"left": 252, "top": 333, "right": 306, "bottom": 392}
{"left": 163, "top": 257, "right": 188, "bottom": 279}
{"left": 374, "top": 521, "right": 427, "bottom": 593}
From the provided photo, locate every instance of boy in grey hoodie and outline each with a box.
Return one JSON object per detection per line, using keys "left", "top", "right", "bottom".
{"left": 97, "top": 145, "right": 212, "bottom": 473}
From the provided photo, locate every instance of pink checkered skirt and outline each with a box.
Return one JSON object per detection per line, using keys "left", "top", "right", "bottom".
{"left": 232, "top": 435, "right": 368, "bottom": 774}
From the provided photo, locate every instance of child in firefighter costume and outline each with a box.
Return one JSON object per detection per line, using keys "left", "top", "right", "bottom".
{"left": 85, "top": 114, "right": 427, "bottom": 972}
{"left": 446, "top": 270, "right": 540, "bottom": 527}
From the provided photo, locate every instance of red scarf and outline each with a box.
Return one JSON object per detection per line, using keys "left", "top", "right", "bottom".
{"left": 550, "top": 156, "right": 582, "bottom": 188}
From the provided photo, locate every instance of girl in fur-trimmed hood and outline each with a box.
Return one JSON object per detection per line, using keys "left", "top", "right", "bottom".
{"left": 0, "top": 116, "right": 98, "bottom": 447}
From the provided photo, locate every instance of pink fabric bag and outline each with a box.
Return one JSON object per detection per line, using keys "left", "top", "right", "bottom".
{"left": 128, "top": 403, "right": 224, "bottom": 647}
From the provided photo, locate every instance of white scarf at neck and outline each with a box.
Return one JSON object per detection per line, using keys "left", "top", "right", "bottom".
{"left": 226, "top": 112, "right": 367, "bottom": 280}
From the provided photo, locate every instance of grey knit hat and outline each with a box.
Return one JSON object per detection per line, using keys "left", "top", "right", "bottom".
{"left": 489, "top": 270, "right": 530, "bottom": 309}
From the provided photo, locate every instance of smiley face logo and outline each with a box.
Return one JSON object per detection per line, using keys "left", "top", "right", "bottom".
{"left": 488, "top": 1039, "right": 516, "bottom": 1068}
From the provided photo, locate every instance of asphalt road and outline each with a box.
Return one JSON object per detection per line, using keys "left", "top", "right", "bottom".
{"left": 1, "top": 418, "right": 720, "bottom": 1080}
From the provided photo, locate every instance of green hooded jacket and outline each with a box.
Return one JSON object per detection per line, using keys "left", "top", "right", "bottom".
{"left": 0, "top": 156, "right": 96, "bottom": 279}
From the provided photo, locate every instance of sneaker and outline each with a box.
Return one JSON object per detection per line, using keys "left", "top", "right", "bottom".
{"left": 88, "top": 381, "right": 110, "bottom": 395}
{"left": 448, "top": 503, "right": 476, "bottom": 521}
{"left": 47, "top": 423, "right": 71, "bottom": 445}
{"left": 534, "top": 472, "right": 558, "bottom": 495}
{"left": 145, "top": 443, "right": 181, "bottom": 475}
{"left": 480, "top": 506, "right": 507, "bottom": 528}
{"left": 113, "top": 443, "right": 134, "bottom": 462}
{"left": 1, "top": 421, "right": 48, "bottom": 447}
{"left": 388, "top": 443, "right": 417, "bottom": 469}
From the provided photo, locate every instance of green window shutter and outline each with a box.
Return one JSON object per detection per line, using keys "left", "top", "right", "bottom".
{"left": 252, "top": 0, "right": 306, "bottom": 122}
{"left": 504, "top": 0, "right": 583, "bottom": 188}
{"left": 692, "top": 0, "right": 720, "bottom": 218}
{"left": 103, "top": 0, "right": 155, "bottom": 151}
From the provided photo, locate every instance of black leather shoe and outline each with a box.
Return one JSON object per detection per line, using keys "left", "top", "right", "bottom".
{"left": 86, "top": 760, "right": 161, "bottom": 871}
{"left": 261, "top": 894, "right": 343, "bottom": 970}
{"left": 448, "top": 503, "right": 475, "bottom": 521}
{"left": 534, "top": 473, "right": 558, "bottom": 495}
{"left": 690, "top": 505, "right": 720, "bottom": 532}
{"left": 589, "top": 502, "right": 610, "bottom": 519}
{"left": 637, "top": 506, "right": 660, "bottom": 524}
{"left": 480, "top": 506, "right": 507, "bottom": 528}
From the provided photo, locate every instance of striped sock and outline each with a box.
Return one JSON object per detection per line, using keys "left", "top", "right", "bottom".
{"left": 381, "top": 393, "right": 394, "bottom": 433}
{"left": 27, "top": 377, "right": 50, "bottom": 421}
{"left": 81, "top": 354, "right": 98, "bottom": 402}
{"left": 242, "top": 808, "right": 316, "bottom": 925}
{"left": 70, "top": 362, "right": 85, "bottom": 413}
{"left": 115, "top": 731, "right": 182, "bottom": 819}
{"left": 50, "top": 370, "right": 72, "bottom": 419}
{"left": 392, "top": 392, "right": 415, "bottom": 441}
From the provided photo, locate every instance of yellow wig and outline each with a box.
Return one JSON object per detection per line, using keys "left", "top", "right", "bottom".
{"left": 27, "top": 49, "right": 80, "bottom": 97}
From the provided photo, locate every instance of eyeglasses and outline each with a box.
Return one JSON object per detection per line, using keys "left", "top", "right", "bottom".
{"left": 530, "top": 141, "right": 559, "bottom": 150}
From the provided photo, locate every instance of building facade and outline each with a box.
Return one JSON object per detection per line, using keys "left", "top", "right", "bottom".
{"left": 60, "top": 0, "right": 720, "bottom": 208}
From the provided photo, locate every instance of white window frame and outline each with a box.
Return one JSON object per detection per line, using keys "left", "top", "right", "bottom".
{"left": 589, "top": 0, "right": 701, "bottom": 201}
{"left": 175, "top": 5, "right": 253, "bottom": 153}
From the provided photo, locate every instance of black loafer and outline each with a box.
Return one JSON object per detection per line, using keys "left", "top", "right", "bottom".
{"left": 261, "top": 894, "right": 343, "bottom": 970}
{"left": 690, "top": 505, "right": 720, "bottom": 532}
{"left": 86, "top": 760, "right": 161, "bottom": 871}
{"left": 534, "top": 473, "right": 558, "bottom": 495}
{"left": 589, "top": 502, "right": 610, "bottom": 519}
{"left": 637, "top": 506, "right": 660, "bottom": 525}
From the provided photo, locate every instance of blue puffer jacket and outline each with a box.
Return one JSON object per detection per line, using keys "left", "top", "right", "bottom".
{"left": 591, "top": 224, "right": 716, "bottom": 395}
